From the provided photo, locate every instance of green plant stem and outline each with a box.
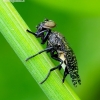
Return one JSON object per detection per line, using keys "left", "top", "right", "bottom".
{"left": 0, "top": 1, "right": 80, "bottom": 100}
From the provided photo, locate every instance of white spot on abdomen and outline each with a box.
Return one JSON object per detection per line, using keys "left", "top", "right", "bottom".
{"left": 61, "top": 62, "right": 66, "bottom": 70}
{"left": 59, "top": 52, "right": 67, "bottom": 70}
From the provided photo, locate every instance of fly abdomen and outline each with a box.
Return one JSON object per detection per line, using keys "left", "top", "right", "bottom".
{"left": 66, "top": 48, "right": 81, "bottom": 86}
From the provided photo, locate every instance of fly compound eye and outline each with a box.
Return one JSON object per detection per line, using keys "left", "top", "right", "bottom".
{"left": 43, "top": 20, "right": 56, "bottom": 29}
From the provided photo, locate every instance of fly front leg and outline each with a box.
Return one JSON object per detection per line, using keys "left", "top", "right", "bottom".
{"left": 41, "top": 29, "right": 51, "bottom": 44}
{"left": 26, "top": 29, "right": 50, "bottom": 44}
{"left": 26, "top": 29, "right": 47, "bottom": 38}
{"left": 26, "top": 29, "right": 37, "bottom": 36}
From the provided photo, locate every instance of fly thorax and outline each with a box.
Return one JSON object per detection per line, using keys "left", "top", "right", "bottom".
{"left": 48, "top": 33, "right": 60, "bottom": 47}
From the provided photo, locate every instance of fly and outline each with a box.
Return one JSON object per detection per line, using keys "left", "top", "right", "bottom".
{"left": 26, "top": 19, "right": 81, "bottom": 87}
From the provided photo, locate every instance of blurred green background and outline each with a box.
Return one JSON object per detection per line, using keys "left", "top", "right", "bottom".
{"left": 0, "top": 0, "right": 100, "bottom": 100}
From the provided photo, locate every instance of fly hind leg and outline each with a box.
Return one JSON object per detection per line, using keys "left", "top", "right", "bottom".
{"left": 62, "top": 67, "right": 69, "bottom": 83}
{"left": 40, "top": 59, "right": 63, "bottom": 84}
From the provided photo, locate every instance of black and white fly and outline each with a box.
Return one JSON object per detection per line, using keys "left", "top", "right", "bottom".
{"left": 26, "top": 19, "right": 81, "bottom": 86}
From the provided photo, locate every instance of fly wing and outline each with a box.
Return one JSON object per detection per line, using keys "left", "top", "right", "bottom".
{"left": 66, "top": 47, "right": 81, "bottom": 86}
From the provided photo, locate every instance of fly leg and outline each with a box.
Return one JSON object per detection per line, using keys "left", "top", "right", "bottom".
{"left": 40, "top": 49, "right": 63, "bottom": 84}
{"left": 26, "top": 29, "right": 50, "bottom": 44}
{"left": 50, "top": 50, "right": 62, "bottom": 70}
{"left": 26, "top": 29, "right": 37, "bottom": 36}
{"left": 40, "top": 59, "right": 63, "bottom": 84}
{"left": 26, "top": 47, "right": 53, "bottom": 61}
{"left": 62, "top": 67, "right": 69, "bottom": 83}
